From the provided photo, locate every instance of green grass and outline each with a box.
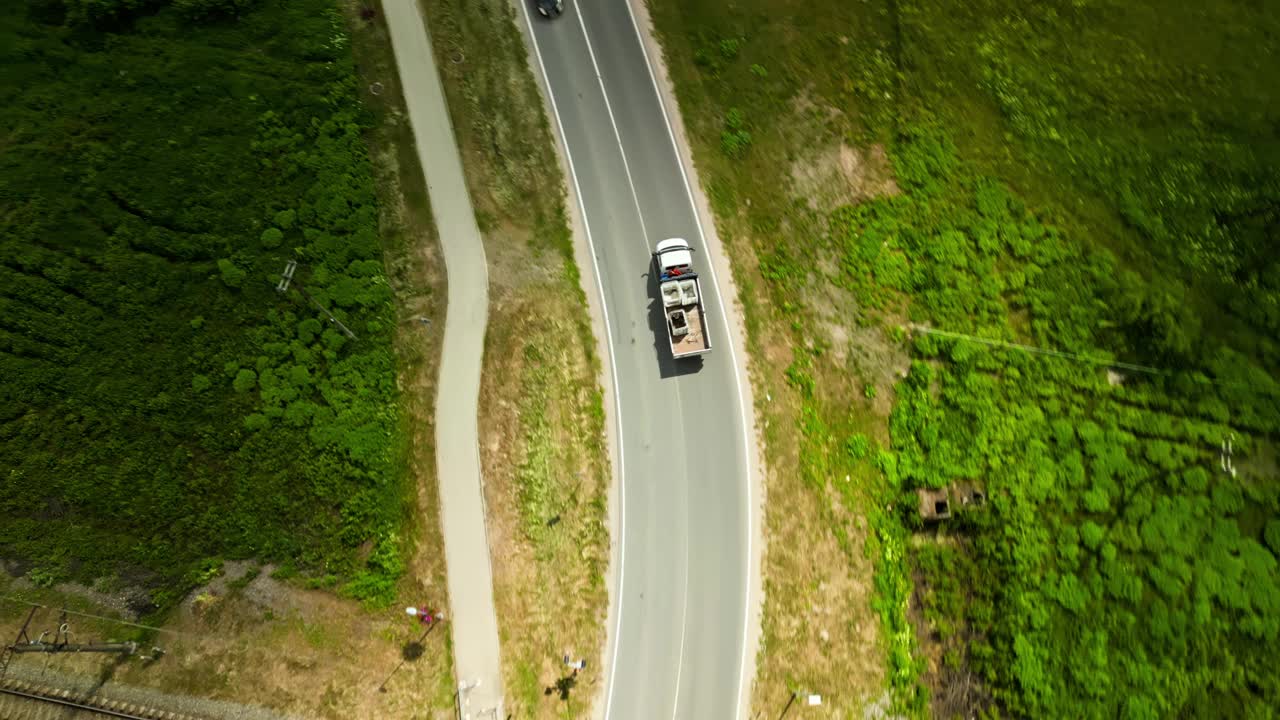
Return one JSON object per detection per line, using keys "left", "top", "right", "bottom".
{"left": 516, "top": 660, "right": 542, "bottom": 714}
{"left": 420, "top": 0, "right": 609, "bottom": 715}
{"left": 0, "top": 0, "right": 406, "bottom": 611}
{"left": 650, "top": 0, "right": 1280, "bottom": 320}
{"left": 515, "top": 345, "right": 557, "bottom": 542}
{"left": 646, "top": 0, "right": 1280, "bottom": 716}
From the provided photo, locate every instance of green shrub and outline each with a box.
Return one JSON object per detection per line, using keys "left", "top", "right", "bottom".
{"left": 61, "top": 0, "right": 150, "bottom": 25}
{"left": 232, "top": 368, "right": 257, "bottom": 393}
{"left": 343, "top": 531, "right": 404, "bottom": 607}
{"left": 173, "top": 0, "right": 257, "bottom": 21}
{"left": 1, "top": 0, "right": 407, "bottom": 614}
{"left": 1266, "top": 521, "right": 1280, "bottom": 556}
{"left": 845, "top": 433, "right": 871, "bottom": 460}
{"left": 721, "top": 107, "right": 752, "bottom": 159}
{"left": 297, "top": 317, "right": 322, "bottom": 343}
{"left": 217, "top": 258, "right": 246, "bottom": 288}
{"left": 27, "top": 567, "right": 59, "bottom": 588}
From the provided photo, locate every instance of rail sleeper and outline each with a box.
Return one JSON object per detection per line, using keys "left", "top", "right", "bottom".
{"left": 3, "top": 677, "right": 207, "bottom": 719}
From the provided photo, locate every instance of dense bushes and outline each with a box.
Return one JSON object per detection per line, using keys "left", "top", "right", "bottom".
{"left": 38, "top": 0, "right": 257, "bottom": 26}
{"left": 0, "top": 0, "right": 404, "bottom": 610}
{"left": 659, "top": 1, "right": 1278, "bottom": 712}
{"left": 973, "top": 3, "right": 1280, "bottom": 288}
{"left": 857, "top": 8, "right": 1280, "bottom": 712}
{"left": 863, "top": 128, "right": 1280, "bottom": 716}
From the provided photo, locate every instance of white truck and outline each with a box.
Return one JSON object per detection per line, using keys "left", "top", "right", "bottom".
{"left": 653, "top": 238, "right": 712, "bottom": 359}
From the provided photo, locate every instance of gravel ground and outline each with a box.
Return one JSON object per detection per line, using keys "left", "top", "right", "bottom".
{"left": 3, "top": 663, "right": 298, "bottom": 720}
{"left": 4, "top": 578, "right": 150, "bottom": 622}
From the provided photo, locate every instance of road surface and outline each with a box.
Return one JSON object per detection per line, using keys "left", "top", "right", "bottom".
{"left": 381, "top": 1, "right": 505, "bottom": 717}
{"left": 517, "top": 2, "right": 755, "bottom": 719}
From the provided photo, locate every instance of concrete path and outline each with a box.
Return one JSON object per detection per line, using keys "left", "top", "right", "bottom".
{"left": 381, "top": 1, "right": 503, "bottom": 717}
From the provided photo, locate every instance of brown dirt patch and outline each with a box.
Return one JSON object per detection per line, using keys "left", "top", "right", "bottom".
{"left": 0, "top": 566, "right": 454, "bottom": 720}
{"left": 908, "top": 562, "right": 993, "bottom": 720}
{"left": 800, "top": 275, "right": 910, "bottom": 419}
{"left": 791, "top": 143, "right": 900, "bottom": 215}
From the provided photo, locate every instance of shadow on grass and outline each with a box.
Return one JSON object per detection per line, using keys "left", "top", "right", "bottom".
{"left": 544, "top": 671, "right": 578, "bottom": 701}
{"left": 378, "top": 622, "right": 439, "bottom": 692}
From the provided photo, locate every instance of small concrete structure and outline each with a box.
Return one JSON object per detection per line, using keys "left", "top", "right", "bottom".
{"left": 953, "top": 481, "right": 986, "bottom": 508}
{"left": 916, "top": 487, "right": 952, "bottom": 521}
{"left": 917, "top": 482, "right": 988, "bottom": 522}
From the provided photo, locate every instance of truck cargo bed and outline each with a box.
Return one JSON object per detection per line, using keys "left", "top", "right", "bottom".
{"left": 660, "top": 275, "right": 711, "bottom": 358}
{"left": 668, "top": 303, "right": 707, "bottom": 356}
{"left": 652, "top": 239, "right": 712, "bottom": 359}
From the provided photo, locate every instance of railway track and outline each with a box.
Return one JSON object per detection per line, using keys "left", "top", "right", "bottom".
{"left": 0, "top": 678, "right": 207, "bottom": 720}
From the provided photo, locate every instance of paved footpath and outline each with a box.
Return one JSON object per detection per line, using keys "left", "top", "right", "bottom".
{"left": 381, "top": 1, "right": 504, "bottom": 717}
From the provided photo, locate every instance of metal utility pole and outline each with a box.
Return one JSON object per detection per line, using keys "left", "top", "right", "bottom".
{"left": 4, "top": 611, "right": 146, "bottom": 662}
{"left": 276, "top": 260, "right": 358, "bottom": 341}
{"left": 9, "top": 640, "right": 139, "bottom": 655}
{"left": 277, "top": 260, "right": 298, "bottom": 293}
{"left": 777, "top": 690, "right": 822, "bottom": 720}
{"left": 0, "top": 607, "right": 37, "bottom": 678}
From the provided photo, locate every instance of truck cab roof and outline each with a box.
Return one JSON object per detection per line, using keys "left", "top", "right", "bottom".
{"left": 655, "top": 238, "right": 693, "bottom": 274}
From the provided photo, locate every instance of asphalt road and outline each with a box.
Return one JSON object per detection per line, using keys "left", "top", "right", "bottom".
{"left": 518, "top": 3, "right": 753, "bottom": 719}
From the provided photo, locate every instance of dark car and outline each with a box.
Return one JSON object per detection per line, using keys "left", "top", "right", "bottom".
{"left": 536, "top": 0, "right": 564, "bottom": 18}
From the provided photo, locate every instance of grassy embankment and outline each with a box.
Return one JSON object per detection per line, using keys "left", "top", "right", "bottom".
{"left": 645, "top": 0, "right": 1279, "bottom": 717}
{"left": 418, "top": 0, "right": 611, "bottom": 717}
{"left": 1, "top": 0, "right": 456, "bottom": 715}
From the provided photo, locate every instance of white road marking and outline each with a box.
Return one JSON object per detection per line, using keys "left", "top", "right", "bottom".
{"left": 572, "top": 7, "right": 653, "bottom": 253}
{"left": 519, "top": 4, "right": 749, "bottom": 720}
{"left": 670, "top": 485, "right": 691, "bottom": 720}
{"left": 617, "top": 4, "right": 757, "bottom": 720}
{"left": 569, "top": 8, "right": 692, "bottom": 720}
{"left": 513, "top": 8, "right": 633, "bottom": 720}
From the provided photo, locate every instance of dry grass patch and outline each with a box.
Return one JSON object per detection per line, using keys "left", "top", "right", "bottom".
{"left": 0, "top": 562, "right": 455, "bottom": 719}
{"left": 749, "top": 306, "right": 897, "bottom": 717}
{"left": 731, "top": 149, "right": 905, "bottom": 715}
{"left": 753, "top": 413, "right": 886, "bottom": 718}
{"left": 725, "top": 224, "right": 894, "bottom": 716}
{"left": 417, "top": 0, "right": 611, "bottom": 716}
{"left": 642, "top": 0, "right": 918, "bottom": 712}
{"left": 480, "top": 289, "right": 608, "bottom": 718}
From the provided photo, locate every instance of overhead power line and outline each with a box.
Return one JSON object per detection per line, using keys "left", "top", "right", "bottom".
{"left": 275, "top": 260, "right": 359, "bottom": 341}
{"left": 0, "top": 596, "right": 184, "bottom": 636}
{"left": 905, "top": 324, "right": 1278, "bottom": 396}
{"left": 907, "top": 325, "right": 1168, "bottom": 376}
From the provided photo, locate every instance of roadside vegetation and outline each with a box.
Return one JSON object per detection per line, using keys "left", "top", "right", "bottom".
{"left": 419, "top": 0, "right": 610, "bottom": 716}
{"left": 1, "top": 0, "right": 411, "bottom": 608}
{"left": 2, "top": 0, "right": 455, "bottom": 715}
{"left": 645, "top": 0, "right": 1279, "bottom": 717}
